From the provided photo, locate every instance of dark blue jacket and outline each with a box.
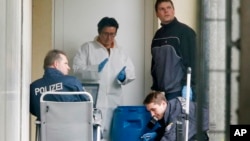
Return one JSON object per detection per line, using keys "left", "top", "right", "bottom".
{"left": 151, "top": 18, "right": 196, "bottom": 94}
{"left": 155, "top": 98, "right": 209, "bottom": 141}
{"left": 30, "top": 68, "right": 89, "bottom": 119}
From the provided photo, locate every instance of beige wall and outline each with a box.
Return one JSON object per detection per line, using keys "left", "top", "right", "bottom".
{"left": 174, "top": 0, "right": 198, "bottom": 31}
{"left": 32, "top": 0, "right": 52, "bottom": 81}
{"left": 31, "top": 0, "right": 52, "bottom": 140}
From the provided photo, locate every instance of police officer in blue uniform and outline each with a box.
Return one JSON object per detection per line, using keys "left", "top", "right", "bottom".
{"left": 30, "top": 49, "right": 89, "bottom": 120}
{"left": 141, "top": 91, "right": 209, "bottom": 141}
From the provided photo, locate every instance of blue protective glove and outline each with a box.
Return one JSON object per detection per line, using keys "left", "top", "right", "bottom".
{"left": 182, "top": 85, "right": 193, "bottom": 101}
{"left": 141, "top": 132, "right": 157, "bottom": 141}
{"left": 117, "top": 66, "right": 126, "bottom": 82}
{"left": 98, "top": 58, "right": 108, "bottom": 72}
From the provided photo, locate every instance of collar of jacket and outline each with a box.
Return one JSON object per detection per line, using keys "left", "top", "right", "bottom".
{"left": 44, "top": 68, "right": 64, "bottom": 77}
{"left": 160, "top": 17, "right": 178, "bottom": 29}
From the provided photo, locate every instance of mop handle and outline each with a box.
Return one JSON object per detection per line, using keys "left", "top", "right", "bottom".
{"left": 186, "top": 67, "right": 191, "bottom": 114}
{"left": 185, "top": 67, "right": 191, "bottom": 141}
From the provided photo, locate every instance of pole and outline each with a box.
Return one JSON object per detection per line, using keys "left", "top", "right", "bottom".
{"left": 185, "top": 67, "right": 192, "bottom": 141}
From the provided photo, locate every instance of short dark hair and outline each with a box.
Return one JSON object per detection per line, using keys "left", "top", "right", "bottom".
{"left": 143, "top": 91, "right": 167, "bottom": 105}
{"left": 97, "top": 17, "right": 119, "bottom": 34}
{"left": 155, "top": 0, "right": 174, "bottom": 12}
{"left": 43, "top": 49, "right": 67, "bottom": 69}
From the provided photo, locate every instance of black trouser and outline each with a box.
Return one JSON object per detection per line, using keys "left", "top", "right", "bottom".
{"left": 190, "top": 131, "right": 209, "bottom": 141}
{"left": 164, "top": 91, "right": 182, "bottom": 101}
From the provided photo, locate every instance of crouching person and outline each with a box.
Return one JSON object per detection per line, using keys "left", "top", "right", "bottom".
{"left": 141, "top": 91, "right": 209, "bottom": 141}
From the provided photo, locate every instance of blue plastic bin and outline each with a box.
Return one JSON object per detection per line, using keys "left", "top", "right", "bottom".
{"left": 110, "top": 106, "right": 151, "bottom": 141}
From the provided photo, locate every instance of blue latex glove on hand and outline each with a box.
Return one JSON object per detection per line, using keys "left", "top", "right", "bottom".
{"left": 117, "top": 66, "right": 126, "bottom": 82}
{"left": 141, "top": 132, "right": 157, "bottom": 141}
{"left": 98, "top": 58, "right": 108, "bottom": 72}
{"left": 182, "top": 85, "right": 193, "bottom": 101}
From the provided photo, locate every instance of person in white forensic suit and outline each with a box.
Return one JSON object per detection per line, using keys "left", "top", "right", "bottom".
{"left": 73, "top": 17, "right": 136, "bottom": 141}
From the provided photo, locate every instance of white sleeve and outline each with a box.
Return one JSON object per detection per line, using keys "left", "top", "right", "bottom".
{"left": 122, "top": 56, "right": 136, "bottom": 84}
{"left": 72, "top": 42, "right": 100, "bottom": 80}
{"left": 118, "top": 49, "right": 136, "bottom": 85}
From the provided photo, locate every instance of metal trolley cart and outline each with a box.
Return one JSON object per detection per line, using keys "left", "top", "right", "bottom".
{"left": 36, "top": 91, "right": 101, "bottom": 141}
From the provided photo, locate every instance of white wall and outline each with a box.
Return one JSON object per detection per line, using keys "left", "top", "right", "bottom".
{"left": 0, "top": 0, "right": 31, "bottom": 141}
{"left": 53, "top": 0, "right": 155, "bottom": 105}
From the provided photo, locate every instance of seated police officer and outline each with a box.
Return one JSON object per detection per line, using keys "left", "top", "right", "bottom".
{"left": 30, "top": 49, "right": 89, "bottom": 120}
{"left": 141, "top": 91, "right": 209, "bottom": 141}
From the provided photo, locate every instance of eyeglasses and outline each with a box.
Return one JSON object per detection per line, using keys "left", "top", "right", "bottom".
{"left": 101, "top": 32, "right": 116, "bottom": 38}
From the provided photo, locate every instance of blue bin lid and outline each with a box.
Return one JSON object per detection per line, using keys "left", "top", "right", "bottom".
{"left": 115, "top": 106, "right": 148, "bottom": 113}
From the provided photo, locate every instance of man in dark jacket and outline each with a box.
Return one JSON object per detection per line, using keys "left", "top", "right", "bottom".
{"left": 30, "top": 49, "right": 89, "bottom": 120}
{"left": 141, "top": 91, "right": 209, "bottom": 141}
{"left": 151, "top": 0, "right": 196, "bottom": 101}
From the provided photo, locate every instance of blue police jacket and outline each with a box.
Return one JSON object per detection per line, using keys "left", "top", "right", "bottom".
{"left": 30, "top": 68, "right": 89, "bottom": 119}
{"left": 155, "top": 98, "right": 209, "bottom": 141}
